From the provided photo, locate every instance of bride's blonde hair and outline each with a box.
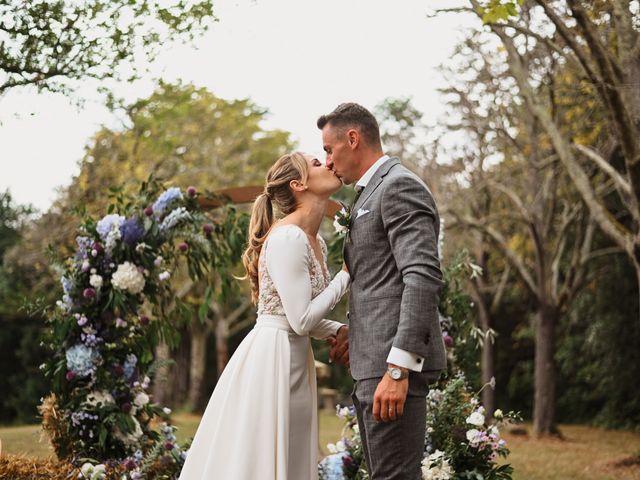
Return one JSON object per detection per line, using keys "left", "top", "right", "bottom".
{"left": 241, "top": 152, "right": 309, "bottom": 303}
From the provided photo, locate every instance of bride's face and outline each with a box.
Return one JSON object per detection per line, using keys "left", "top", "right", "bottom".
{"left": 301, "top": 153, "right": 343, "bottom": 197}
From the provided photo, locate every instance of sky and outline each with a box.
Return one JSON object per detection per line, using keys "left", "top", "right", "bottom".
{"left": 0, "top": 0, "right": 476, "bottom": 212}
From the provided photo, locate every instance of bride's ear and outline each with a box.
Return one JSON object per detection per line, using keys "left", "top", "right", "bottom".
{"left": 289, "top": 179, "right": 308, "bottom": 192}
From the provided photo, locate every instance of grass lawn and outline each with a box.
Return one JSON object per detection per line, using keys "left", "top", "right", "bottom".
{"left": 2, "top": 412, "right": 639, "bottom": 479}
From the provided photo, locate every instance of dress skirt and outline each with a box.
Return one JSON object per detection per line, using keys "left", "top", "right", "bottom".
{"left": 178, "top": 314, "right": 319, "bottom": 480}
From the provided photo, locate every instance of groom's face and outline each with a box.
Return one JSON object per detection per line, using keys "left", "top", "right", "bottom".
{"left": 322, "top": 124, "right": 358, "bottom": 185}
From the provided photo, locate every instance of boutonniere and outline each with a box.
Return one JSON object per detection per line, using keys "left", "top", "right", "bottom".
{"left": 333, "top": 201, "right": 351, "bottom": 237}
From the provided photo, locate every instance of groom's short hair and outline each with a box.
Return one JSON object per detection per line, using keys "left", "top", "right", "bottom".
{"left": 317, "top": 103, "right": 382, "bottom": 149}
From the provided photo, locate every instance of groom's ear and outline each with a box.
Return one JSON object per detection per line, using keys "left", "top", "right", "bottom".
{"left": 347, "top": 129, "right": 359, "bottom": 149}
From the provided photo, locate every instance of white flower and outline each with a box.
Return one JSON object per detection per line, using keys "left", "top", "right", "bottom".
{"left": 327, "top": 443, "right": 338, "bottom": 454}
{"left": 466, "top": 411, "right": 485, "bottom": 426}
{"left": 80, "top": 462, "right": 106, "bottom": 480}
{"left": 111, "top": 262, "right": 145, "bottom": 294}
{"left": 158, "top": 271, "right": 171, "bottom": 281}
{"left": 466, "top": 428, "right": 481, "bottom": 443}
{"left": 85, "top": 390, "right": 115, "bottom": 407}
{"left": 105, "top": 225, "right": 122, "bottom": 254}
{"left": 133, "top": 392, "right": 150, "bottom": 407}
{"left": 353, "top": 424, "right": 359, "bottom": 434}
{"left": 421, "top": 450, "right": 453, "bottom": 480}
{"left": 163, "top": 407, "right": 172, "bottom": 415}
{"left": 114, "top": 416, "right": 143, "bottom": 446}
{"left": 89, "top": 274, "right": 103, "bottom": 289}
{"left": 135, "top": 242, "right": 148, "bottom": 253}
{"left": 333, "top": 208, "right": 348, "bottom": 234}
{"left": 335, "top": 440, "right": 346, "bottom": 452}
{"left": 494, "top": 409, "right": 504, "bottom": 419}
{"left": 115, "top": 318, "right": 127, "bottom": 328}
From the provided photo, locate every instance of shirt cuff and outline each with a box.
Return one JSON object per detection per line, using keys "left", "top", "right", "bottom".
{"left": 386, "top": 347, "right": 424, "bottom": 372}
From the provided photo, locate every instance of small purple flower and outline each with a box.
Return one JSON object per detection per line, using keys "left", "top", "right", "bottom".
{"left": 114, "top": 365, "right": 125, "bottom": 377}
{"left": 81, "top": 260, "right": 90, "bottom": 272}
{"left": 164, "top": 441, "right": 174, "bottom": 450}
{"left": 120, "top": 217, "right": 145, "bottom": 246}
{"left": 83, "top": 288, "right": 96, "bottom": 299}
{"left": 144, "top": 206, "right": 154, "bottom": 217}
{"left": 178, "top": 242, "right": 189, "bottom": 252}
{"left": 187, "top": 186, "right": 197, "bottom": 197}
{"left": 139, "top": 315, "right": 150, "bottom": 326}
{"left": 115, "top": 317, "right": 127, "bottom": 328}
{"left": 443, "top": 332, "right": 454, "bottom": 347}
{"left": 123, "top": 458, "right": 137, "bottom": 470}
{"left": 203, "top": 223, "right": 213, "bottom": 237}
{"left": 121, "top": 402, "right": 132, "bottom": 414}
{"left": 66, "top": 371, "right": 76, "bottom": 381}
{"left": 154, "top": 256, "right": 163, "bottom": 267}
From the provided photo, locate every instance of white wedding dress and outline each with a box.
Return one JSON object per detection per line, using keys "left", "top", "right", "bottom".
{"left": 178, "top": 224, "right": 350, "bottom": 480}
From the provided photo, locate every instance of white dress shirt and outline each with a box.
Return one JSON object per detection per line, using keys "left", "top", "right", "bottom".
{"left": 355, "top": 155, "right": 425, "bottom": 373}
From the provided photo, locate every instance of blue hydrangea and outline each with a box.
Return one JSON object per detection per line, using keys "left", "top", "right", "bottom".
{"left": 61, "top": 276, "right": 74, "bottom": 295}
{"left": 123, "top": 353, "right": 137, "bottom": 380}
{"left": 120, "top": 218, "right": 145, "bottom": 246}
{"left": 96, "top": 214, "right": 125, "bottom": 241}
{"left": 152, "top": 188, "right": 183, "bottom": 217}
{"left": 66, "top": 344, "right": 100, "bottom": 377}
{"left": 75, "top": 236, "right": 93, "bottom": 260}
{"left": 318, "top": 452, "right": 349, "bottom": 479}
{"left": 160, "top": 207, "right": 191, "bottom": 232}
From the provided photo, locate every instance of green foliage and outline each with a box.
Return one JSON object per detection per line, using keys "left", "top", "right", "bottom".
{"left": 478, "top": 0, "right": 524, "bottom": 23}
{"left": 0, "top": 0, "right": 216, "bottom": 95}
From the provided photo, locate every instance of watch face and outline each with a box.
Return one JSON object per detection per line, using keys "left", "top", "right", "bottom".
{"left": 390, "top": 368, "right": 401, "bottom": 379}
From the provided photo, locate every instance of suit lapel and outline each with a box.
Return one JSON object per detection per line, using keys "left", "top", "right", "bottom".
{"left": 353, "top": 157, "right": 401, "bottom": 212}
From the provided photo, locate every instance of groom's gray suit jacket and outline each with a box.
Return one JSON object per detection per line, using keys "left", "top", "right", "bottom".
{"left": 343, "top": 157, "right": 446, "bottom": 387}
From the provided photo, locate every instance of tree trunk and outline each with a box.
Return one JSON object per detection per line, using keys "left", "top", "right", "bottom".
{"left": 476, "top": 291, "right": 495, "bottom": 418}
{"left": 152, "top": 342, "right": 171, "bottom": 406}
{"left": 188, "top": 318, "right": 208, "bottom": 412}
{"left": 533, "top": 304, "right": 558, "bottom": 435}
{"left": 215, "top": 315, "right": 229, "bottom": 378}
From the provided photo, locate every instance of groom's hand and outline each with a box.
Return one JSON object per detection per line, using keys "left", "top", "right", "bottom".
{"left": 328, "top": 325, "right": 349, "bottom": 366}
{"left": 373, "top": 366, "right": 409, "bottom": 423}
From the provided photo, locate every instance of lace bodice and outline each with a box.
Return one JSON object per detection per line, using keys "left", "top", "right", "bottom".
{"left": 257, "top": 225, "right": 330, "bottom": 316}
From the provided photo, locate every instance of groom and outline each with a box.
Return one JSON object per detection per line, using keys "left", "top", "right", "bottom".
{"left": 319, "top": 103, "right": 446, "bottom": 479}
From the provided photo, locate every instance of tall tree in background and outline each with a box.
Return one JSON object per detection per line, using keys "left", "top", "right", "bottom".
{"left": 466, "top": 0, "right": 640, "bottom": 313}
{"left": 0, "top": 0, "right": 216, "bottom": 96}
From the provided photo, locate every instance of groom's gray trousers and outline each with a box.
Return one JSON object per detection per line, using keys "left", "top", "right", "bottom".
{"left": 351, "top": 376, "right": 428, "bottom": 480}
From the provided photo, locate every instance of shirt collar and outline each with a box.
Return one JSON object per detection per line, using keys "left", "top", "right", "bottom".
{"left": 355, "top": 154, "right": 390, "bottom": 190}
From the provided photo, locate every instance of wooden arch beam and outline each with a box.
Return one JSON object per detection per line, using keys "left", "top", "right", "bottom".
{"left": 197, "top": 185, "right": 342, "bottom": 218}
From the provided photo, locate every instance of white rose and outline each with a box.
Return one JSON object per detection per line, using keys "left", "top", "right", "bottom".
{"left": 336, "top": 440, "right": 346, "bottom": 452}
{"left": 89, "top": 274, "right": 103, "bottom": 289}
{"left": 327, "top": 443, "right": 337, "bottom": 454}
{"left": 466, "top": 411, "right": 485, "bottom": 426}
{"left": 133, "top": 392, "right": 150, "bottom": 407}
{"left": 466, "top": 428, "right": 481, "bottom": 443}
{"left": 111, "top": 262, "right": 145, "bottom": 294}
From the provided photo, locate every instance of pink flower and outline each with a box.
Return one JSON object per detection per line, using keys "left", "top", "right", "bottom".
{"left": 139, "top": 315, "right": 150, "bottom": 326}
{"left": 66, "top": 371, "right": 76, "bottom": 381}
{"left": 144, "top": 206, "right": 154, "bottom": 217}
{"left": 187, "top": 186, "right": 197, "bottom": 197}
{"left": 178, "top": 242, "right": 189, "bottom": 252}
{"left": 83, "top": 288, "right": 96, "bottom": 299}
{"left": 203, "top": 223, "right": 213, "bottom": 236}
{"left": 443, "top": 334, "right": 454, "bottom": 347}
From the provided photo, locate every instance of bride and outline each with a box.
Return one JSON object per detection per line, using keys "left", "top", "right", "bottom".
{"left": 178, "top": 151, "right": 350, "bottom": 479}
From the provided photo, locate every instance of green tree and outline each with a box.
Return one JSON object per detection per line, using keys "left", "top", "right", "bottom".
{"left": 0, "top": 0, "right": 216, "bottom": 96}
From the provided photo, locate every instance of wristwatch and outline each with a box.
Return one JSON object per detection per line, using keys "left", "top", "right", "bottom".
{"left": 386, "top": 366, "right": 409, "bottom": 381}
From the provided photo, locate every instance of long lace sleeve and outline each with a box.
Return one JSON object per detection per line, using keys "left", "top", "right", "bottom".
{"left": 266, "top": 225, "right": 350, "bottom": 336}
